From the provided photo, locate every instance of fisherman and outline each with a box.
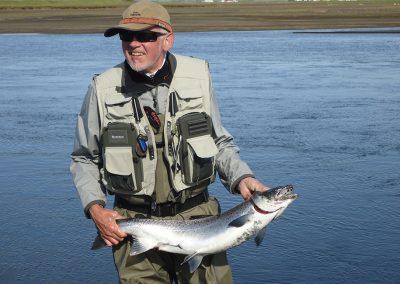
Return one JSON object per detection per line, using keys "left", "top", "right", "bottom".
{"left": 70, "top": 0, "right": 269, "bottom": 283}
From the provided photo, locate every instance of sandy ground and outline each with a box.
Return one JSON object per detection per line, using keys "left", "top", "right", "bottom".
{"left": 0, "top": 2, "right": 400, "bottom": 34}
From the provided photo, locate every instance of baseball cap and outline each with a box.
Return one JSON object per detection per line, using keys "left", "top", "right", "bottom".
{"left": 104, "top": 0, "right": 172, "bottom": 37}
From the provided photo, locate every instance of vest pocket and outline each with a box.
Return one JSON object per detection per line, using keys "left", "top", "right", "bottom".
{"left": 177, "top": 112, "right": 218, "bottom": 185}
{"left": 104, "top": 147, "right": 137, "bottom": 192}
{"left": 102, "top": 123, "right": 143, "bottom": 194}
{"left": 105, "top": 95, "right": 133, "bottom": 120}
{"left": 184, "top": 135, "right": 218, "bottom": 184}
{"left": 175, "top": 88, "right": 203, "bottom": 111}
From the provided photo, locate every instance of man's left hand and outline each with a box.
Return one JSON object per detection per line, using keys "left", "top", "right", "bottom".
{"left": 238, "top": 177, "right": 270, "bottom": 200}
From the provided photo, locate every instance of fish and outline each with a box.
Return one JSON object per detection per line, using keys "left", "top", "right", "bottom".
{"left": 92, "top": 184, "right": 297, "bottom": 273}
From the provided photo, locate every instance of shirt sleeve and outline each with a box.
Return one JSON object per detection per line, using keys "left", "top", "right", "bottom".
{"left": 70, "top": 80, "right": 107, "bottom": 218}
{"left": 208, "top": 68, "right": 255, "bottom": 193}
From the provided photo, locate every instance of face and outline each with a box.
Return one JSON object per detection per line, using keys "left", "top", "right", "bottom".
{"left": 121, "top": 27, "right": 174, "bottom": 74}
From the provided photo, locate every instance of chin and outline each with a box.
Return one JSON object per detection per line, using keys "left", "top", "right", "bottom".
{"left": 127, "top": 61, "right": 147, "bottom": 72}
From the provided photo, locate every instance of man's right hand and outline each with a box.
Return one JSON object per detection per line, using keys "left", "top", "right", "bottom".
{"left": 89, "top": 204, "right": 128, "bottom": 247}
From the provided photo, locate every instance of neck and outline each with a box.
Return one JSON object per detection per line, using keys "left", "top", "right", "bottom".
{"left": 144, "top": 56, "right": 166, "bottom": 77}
{"left": 125, "top": 54, "right": 172, "bottom": 87}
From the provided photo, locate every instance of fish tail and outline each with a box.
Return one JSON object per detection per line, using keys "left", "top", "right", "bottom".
{"left": 91, "top": 234, "right": 107, "bottom": 250}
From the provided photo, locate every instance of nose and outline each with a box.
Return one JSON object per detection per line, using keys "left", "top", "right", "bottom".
{"left": 127, "top": 37, "right": 142, "bottom": 46}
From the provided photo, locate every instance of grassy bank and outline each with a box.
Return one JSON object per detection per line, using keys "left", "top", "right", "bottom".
{"left": 0, "top": 1, "right": 399, "bottom": 33}
{"left": 0, "top": 0, "right": 130, "bottom": 9}
{"left": 0, "top": 0, "right": 399, "bottom": 9}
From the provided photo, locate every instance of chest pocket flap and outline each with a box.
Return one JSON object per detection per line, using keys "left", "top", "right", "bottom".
{"left": 104, "top": 147, "right": 134, "bottom": 176}
{"left": 175, "top": 87, "right": 203, "bottom": 111}
{"left": 186, "top": 135, "right": 218, "bottom": 158}
{"left": 173, "top": 79, "right": 204, "bottom": 110}
{"left": 175, "top": 88, "right": 203, "bottom": 99}
{"left": 105, "top": 95, "right": 133, "bottom": 120}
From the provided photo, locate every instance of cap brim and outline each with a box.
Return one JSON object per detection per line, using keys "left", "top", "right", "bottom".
{"left": 104, "top": 23, "right": 155, "bottom": 37}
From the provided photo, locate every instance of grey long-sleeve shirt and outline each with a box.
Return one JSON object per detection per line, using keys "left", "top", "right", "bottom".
{"left": 70, "top": 60, "right": 254, "bottom": 217}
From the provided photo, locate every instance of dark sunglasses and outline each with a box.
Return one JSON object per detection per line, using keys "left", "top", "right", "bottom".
{"left": 119, "top": 31, "right": 166, "bottom": 43}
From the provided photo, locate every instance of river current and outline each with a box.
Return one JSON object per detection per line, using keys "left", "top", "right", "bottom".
{"left": 0, "top": 29, "right": 399, "bottom": 283}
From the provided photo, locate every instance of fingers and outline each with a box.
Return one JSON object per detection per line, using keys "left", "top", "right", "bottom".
{"left": 238, "top": 187, "right": 253, "bottom": 200}
{"left": 102, "top": 232, "right": 124, "bottom": 246}
{"left": 261, "top": 186, "right": 270, "bottom": 192}
{"left": 112, "top": 223, "right": 128, "bottom": 239}
{"left": 243, "top": 191, "right": 252, "bottom": 201}
{"left": 249, "top": 179, "right": 269, "bottom": 192}
{"left": 101, "top": 216, "right": 127, "bottom": 242}
{"left": 104, "top": 238, "right": 113, "bottom": 247}
{"left": 99, "top": 225, "right": 126, "bottom": 246}
{"left": 90, "top": 207, "right": 128, "bottom": 246}
{"left": 109, "top": 213, "right": 128, "bottom": 238}
{"left": 238, "top": 177, "right": 270, "bottom": 200}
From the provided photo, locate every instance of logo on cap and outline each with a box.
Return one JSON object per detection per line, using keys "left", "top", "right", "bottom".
{"left": 130, "top": 11, "right": 141, "bottom": 17}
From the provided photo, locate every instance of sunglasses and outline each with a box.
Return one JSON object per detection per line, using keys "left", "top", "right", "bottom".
{"left": 119, "top": 31, "right": 166, "bottom": 43}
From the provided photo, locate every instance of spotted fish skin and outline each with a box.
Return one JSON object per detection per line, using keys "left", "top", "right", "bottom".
{"left": 95, "top": 185, "right": 297, "bottom": 273}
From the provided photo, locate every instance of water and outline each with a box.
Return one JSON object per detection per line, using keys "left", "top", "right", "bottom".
{"left": 1, "top": 29, "right": 399, "bottom": 283}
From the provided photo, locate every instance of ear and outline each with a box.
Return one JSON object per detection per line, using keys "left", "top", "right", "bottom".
{"left": 162, "top": 32, "right": 175, "bottom": 52}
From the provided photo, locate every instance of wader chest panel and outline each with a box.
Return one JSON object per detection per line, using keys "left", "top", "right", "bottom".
{"left": 96, "top": 55, "right": 218, "bottom": 196}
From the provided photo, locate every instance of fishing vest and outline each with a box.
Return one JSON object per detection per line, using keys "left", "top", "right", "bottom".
{"left": 95, "top": 54, "right": 218, "bottom": 197}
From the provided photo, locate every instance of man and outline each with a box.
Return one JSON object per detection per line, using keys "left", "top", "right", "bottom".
{"left": 70, "top": 0, "right": 269, "bottom": 283}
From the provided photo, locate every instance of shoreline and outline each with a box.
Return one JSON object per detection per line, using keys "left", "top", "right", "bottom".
{"left": 1, "top": 2, "right": 400, "bottom": 34}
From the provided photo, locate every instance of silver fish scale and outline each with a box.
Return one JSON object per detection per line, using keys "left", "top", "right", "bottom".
{"left": 118, "top": 200, "right": 254, "bottom": 237}
{"left": 106, "top": 186, "right": 297, "bottom": 273}
{"left": 118, "top": 200, "right": 263, "bottom": 256}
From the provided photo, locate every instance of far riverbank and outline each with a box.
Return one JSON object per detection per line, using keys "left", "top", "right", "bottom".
{"left": 1, "top": 2, "right": 400, "bottom": 34}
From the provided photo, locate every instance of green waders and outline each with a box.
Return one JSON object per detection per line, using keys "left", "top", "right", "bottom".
{"left": 112, "top": 112, "right": 232, "bottom": 283}
{"left": 112, "top": 196, "right": 233, "bottom": 284}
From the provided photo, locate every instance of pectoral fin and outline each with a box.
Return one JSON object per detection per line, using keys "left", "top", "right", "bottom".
{"left": 255, "top": 227, "right": 267, "bottom": 246}
{"left": 182, "top": 253, "right": 204, "bottom": 273}
{"left": 228, "top": 213, "right": 252, "bottom": 227}
{"left": 130, "top": 237, "right": 157, "bottom": 256}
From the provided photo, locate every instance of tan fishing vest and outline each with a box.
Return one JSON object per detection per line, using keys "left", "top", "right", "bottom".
{"left": 95, "top": 54, "right": 218, "bottom": 196}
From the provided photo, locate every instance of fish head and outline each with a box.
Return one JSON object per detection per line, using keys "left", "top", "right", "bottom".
{"left": 251, "top": 184, "right": 297, "bottom": 216}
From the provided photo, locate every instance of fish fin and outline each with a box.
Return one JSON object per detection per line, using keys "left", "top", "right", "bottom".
{"left": 129, "top": 237, "right": 156, "bottom": 256}
{"left": 182, "top": 253, "right": 204, "bottom": 273}
{"left": 228, "top": 213, "right": 252, "bottom": 227}
{"left": 255, "top": 227, "right": 267, "bottom": 246}
{"left": 91, "top": 234, "right": 107, "bottom": 250}
{"left": 273, "top": 208, "right": 285, "bottom": 221}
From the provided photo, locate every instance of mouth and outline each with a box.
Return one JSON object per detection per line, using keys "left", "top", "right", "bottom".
{"left": 128, "top": 51, "right": 146, "bottom": 56}
{"left": 282, "top": 193, "right": 298, "bottom": 201}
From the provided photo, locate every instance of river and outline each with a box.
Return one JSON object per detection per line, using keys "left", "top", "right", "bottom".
{"left": 0, "top": 29, "right": 399, "bottom": 283}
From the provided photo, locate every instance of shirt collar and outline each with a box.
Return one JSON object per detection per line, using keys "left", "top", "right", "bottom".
{"left": 124, "top": 53, "right": 173, "bottom": 87}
